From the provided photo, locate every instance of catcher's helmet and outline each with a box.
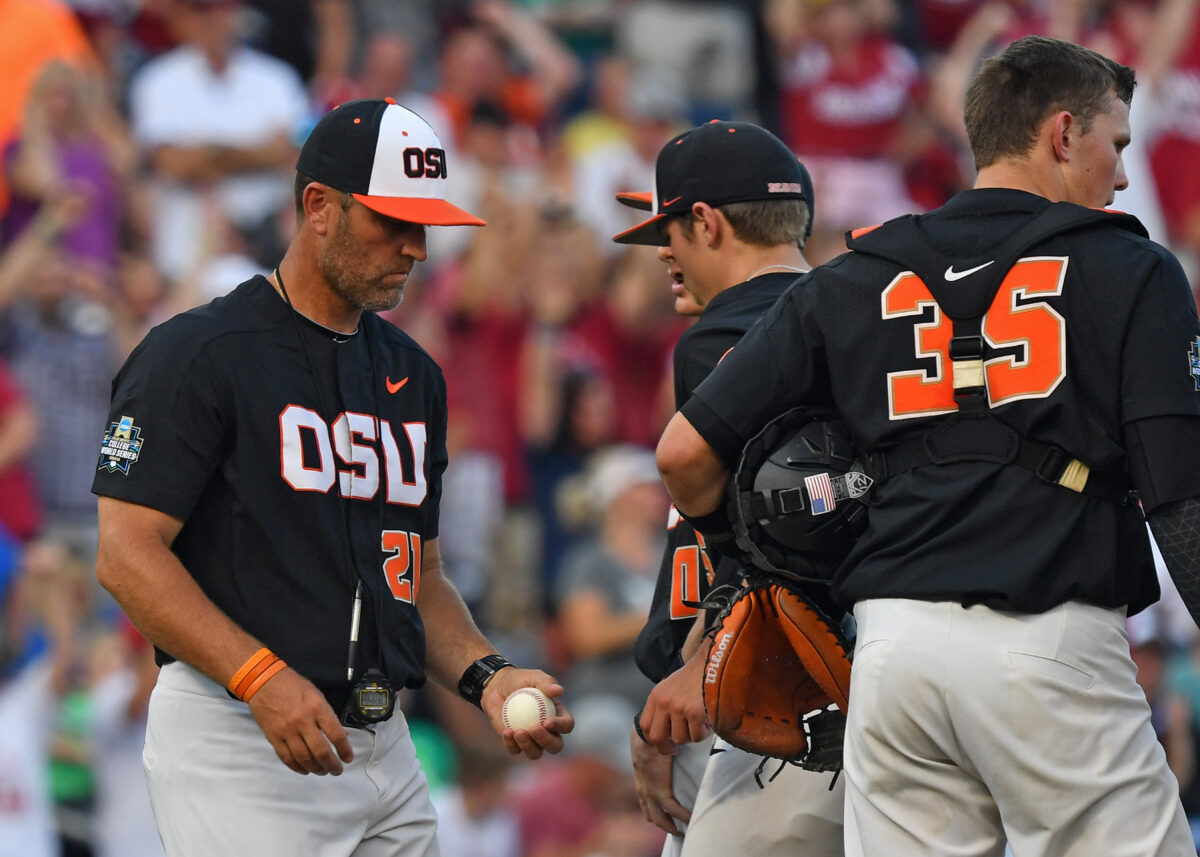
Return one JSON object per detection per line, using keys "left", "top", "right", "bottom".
{"left": 728, "top": 408, "right": 871, "bottom": 582}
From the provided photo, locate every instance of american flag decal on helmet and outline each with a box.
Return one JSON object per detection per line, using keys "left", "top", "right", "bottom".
{"left": 805, "top": 472, "right": 836, "bottom": 515}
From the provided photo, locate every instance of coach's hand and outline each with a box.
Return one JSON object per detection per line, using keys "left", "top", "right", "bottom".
{"left": 248, "top": 668, "right": 354, "bottom": 775}
{"left": 481, "top": 667, "right": 574, "bottom": 759}
{"left": 632, "top": 724, "right": 690, "bottom": 835}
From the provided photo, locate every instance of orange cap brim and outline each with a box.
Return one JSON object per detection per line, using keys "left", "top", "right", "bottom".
{"left": 612, "top": 212, "right": 668, "bottom": 245}
{"left": 354, "top": 193, "right": 486, "bottom": 226}
{"left": 615, "top": 191, "right": 653, "bottom": 211}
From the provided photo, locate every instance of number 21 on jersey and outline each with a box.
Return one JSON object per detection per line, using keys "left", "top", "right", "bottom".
{"left": 382, "top": 530, "right": 421, "bottom": 603}
{"left": 882, "top": 257, "right": 1068, "bottom": 419}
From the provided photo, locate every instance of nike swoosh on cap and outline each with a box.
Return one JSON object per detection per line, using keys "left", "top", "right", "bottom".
{"left": 944, "top": 260, "right": 995, "bottom": 281}
{"left": 386, "top": 376, "right": 409, "bottom": 394}
{"left": 660, "top": 196, "right": 682, "bottom": 208}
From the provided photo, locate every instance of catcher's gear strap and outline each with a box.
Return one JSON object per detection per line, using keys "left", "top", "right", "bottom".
{"left": 848, "top": 203, "right": 1144, "bottom": 507}
{"left": 1148, "top": 497, "right": 1200, "bottom": 627}
{"left": 865, "top": 416, "right": 1136, "bottom": 506}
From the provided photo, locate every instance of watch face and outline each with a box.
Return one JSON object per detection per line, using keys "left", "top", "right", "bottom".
{"left": 359, "top": 689, "right": 391, "bottom": 710}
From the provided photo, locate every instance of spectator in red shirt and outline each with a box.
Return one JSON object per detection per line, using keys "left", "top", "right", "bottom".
{"left": 0, "top": 359, "right": 39, "bottom": 544}
{"left": 772, "top": 0, "right": 930, "bottom": 262}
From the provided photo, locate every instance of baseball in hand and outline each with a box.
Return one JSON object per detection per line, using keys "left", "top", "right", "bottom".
{"left": 501, "top": 687, "right": 553, "bottom": 730}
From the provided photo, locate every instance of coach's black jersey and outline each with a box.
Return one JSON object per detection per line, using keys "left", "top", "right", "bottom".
{"left": 683, "top": 189, "right": 1200, "bottom": 615}
{"left": 635, "top": 274, "right": 794, "bottom": 682}
{"left": 92, "top": 276, "right": 448, "bottom": 697}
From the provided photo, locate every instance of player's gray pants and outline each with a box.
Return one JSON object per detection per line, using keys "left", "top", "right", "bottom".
{"left": 143, "top": 662, "right": 439, "bottom": 857}
{"left": 845, "top": 598, "right": 1194, "bottom": 857}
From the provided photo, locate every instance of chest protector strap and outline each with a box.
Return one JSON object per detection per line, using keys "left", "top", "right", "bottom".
{"left": 846, "top": 203, "right": 1145, "bottom": 507}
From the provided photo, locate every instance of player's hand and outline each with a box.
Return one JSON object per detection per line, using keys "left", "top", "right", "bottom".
{"left": 481, "top": 667, "right": 574, "bottom": 759}
{"left": 640, "top": 650, "right": 711, "bottom": 756}
{"left": 631, "top": 724, "right": 691, "bottom": 835}
{"left": 247, "top": 668, "right": 354, "bottom": 776}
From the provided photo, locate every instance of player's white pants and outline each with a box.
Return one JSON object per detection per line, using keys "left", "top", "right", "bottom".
{"left": 677, "top": 737, "right": 844, "bottom": 857}
{"left": 844, "top": 599, "right": 1194, "bottom": 857}
{"left": 143, "top": 662, "right": 439, "bottom": 857}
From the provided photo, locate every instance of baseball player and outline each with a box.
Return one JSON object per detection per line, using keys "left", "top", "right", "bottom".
{"left": 657, "top": 37, "right": 1200, "bottom": 857}
{"left": 615, "top": 120, "right": 843, "bottom": 856}
{"left": 91, "top": 98, "right": 573, "bottom": 857}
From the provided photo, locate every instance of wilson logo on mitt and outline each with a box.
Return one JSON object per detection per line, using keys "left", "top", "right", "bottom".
{"left": 702, "top": 579, "right": 853, "bottom": 770}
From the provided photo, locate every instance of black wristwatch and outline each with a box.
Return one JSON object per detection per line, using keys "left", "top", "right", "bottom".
{"left": 458, "top": 654, "right": 513, "bottom": 709}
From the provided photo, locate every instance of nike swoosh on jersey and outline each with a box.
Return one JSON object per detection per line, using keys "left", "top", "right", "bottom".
{"left": 944, "top": 260, "right": 995, "bottom": 281}
{"left": 386, "top": 376, "right": 409, "bottom": 394}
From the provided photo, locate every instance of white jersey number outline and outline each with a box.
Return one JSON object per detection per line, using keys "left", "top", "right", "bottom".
{"left": 881, "top": 256, "right": 1068, "bottom": 419}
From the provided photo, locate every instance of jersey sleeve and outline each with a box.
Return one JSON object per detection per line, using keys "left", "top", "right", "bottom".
{"left": 682, "top": 286, "right": 829, "bottom": 465}
{"left": 1126, "top": 415, "right": 1200, "bottom": 512}
{"left": 1121, "top": 248, "right": 1200, "bottom": 423}
{"left": 91, "top": 322, "right": 230, "bottom": 522}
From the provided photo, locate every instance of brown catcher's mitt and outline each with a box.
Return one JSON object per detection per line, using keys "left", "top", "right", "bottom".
{"left": 702, "top": 577, "right": 853, "bottom": 770}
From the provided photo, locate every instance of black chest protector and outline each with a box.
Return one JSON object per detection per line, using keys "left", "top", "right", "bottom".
{"left": 845, "top": 203, "right": 1145, "bottom": 507}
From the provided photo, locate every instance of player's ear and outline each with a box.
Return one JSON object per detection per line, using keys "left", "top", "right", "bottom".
{"left": 1050, "top": 110, "right": 1074, "bottom": 163}
{"left": 303, "top": 182, "right": 336, "bottom": 235}
{"left": 694, "top": 202, "right": 722, "bottom": 248}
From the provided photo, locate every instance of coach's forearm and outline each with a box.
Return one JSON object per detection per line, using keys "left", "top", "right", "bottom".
{"left": 95, "top": 496, "right": 267, "bottom": 687}
{"left": 413, "top": 538, "right": 498, "bottom": 693}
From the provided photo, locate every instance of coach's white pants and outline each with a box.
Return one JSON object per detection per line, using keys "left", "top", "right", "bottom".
{"left": 844, "top": 599, "right": 1194, "bottom": 857}
{"left": 677, "top": 737, "right": 844, "bottom": 857}
{"left": 144, "top": 662, "right": 439, "bottom": 857}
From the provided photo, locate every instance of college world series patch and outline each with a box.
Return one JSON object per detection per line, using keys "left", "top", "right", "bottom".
{"left": 1190, "top": 335, "right": 1200, "bottom": 392}
{"left": 98, "top": 416, "right": 144, "bottom": 475}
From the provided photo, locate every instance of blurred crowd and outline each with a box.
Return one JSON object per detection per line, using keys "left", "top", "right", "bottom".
{"left": 3, "top": 0, "right": 1200, "bottom": 855}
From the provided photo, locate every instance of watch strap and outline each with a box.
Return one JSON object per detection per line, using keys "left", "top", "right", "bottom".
{"left": 458, "top": 654, "right": 513, "bottom": 708}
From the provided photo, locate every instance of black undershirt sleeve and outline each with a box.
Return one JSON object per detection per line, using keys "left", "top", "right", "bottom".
{"left": 1148, "top": 497, "right": 1200, "bottom": 629}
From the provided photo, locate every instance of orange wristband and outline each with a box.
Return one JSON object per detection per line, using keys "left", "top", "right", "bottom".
{"left": 232, "top": 654, "right": 279, "bottom": 700}
{"left": 228, "top": 648, "right": 273, "bottom": 699}
{"left": 240, "top": 658, "right": 287, "bottom": 703}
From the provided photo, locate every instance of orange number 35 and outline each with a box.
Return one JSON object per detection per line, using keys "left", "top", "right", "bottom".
{"left": 881, "top": 257, "right": 1068, "bottom": 419}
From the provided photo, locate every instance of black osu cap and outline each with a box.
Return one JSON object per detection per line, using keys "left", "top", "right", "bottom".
{"left": 296, "top": 98, "right": 485, "bottom": 226}
{"left": 613, "top": 120, "right": 813, "bottom": 246}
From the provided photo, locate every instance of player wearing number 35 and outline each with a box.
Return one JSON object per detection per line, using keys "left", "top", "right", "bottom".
{"left": 91, "top": 99, "right": 573, "bottom": 857}
{"left": 657, "top": 36, "right": 1200, "bottom": 857}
